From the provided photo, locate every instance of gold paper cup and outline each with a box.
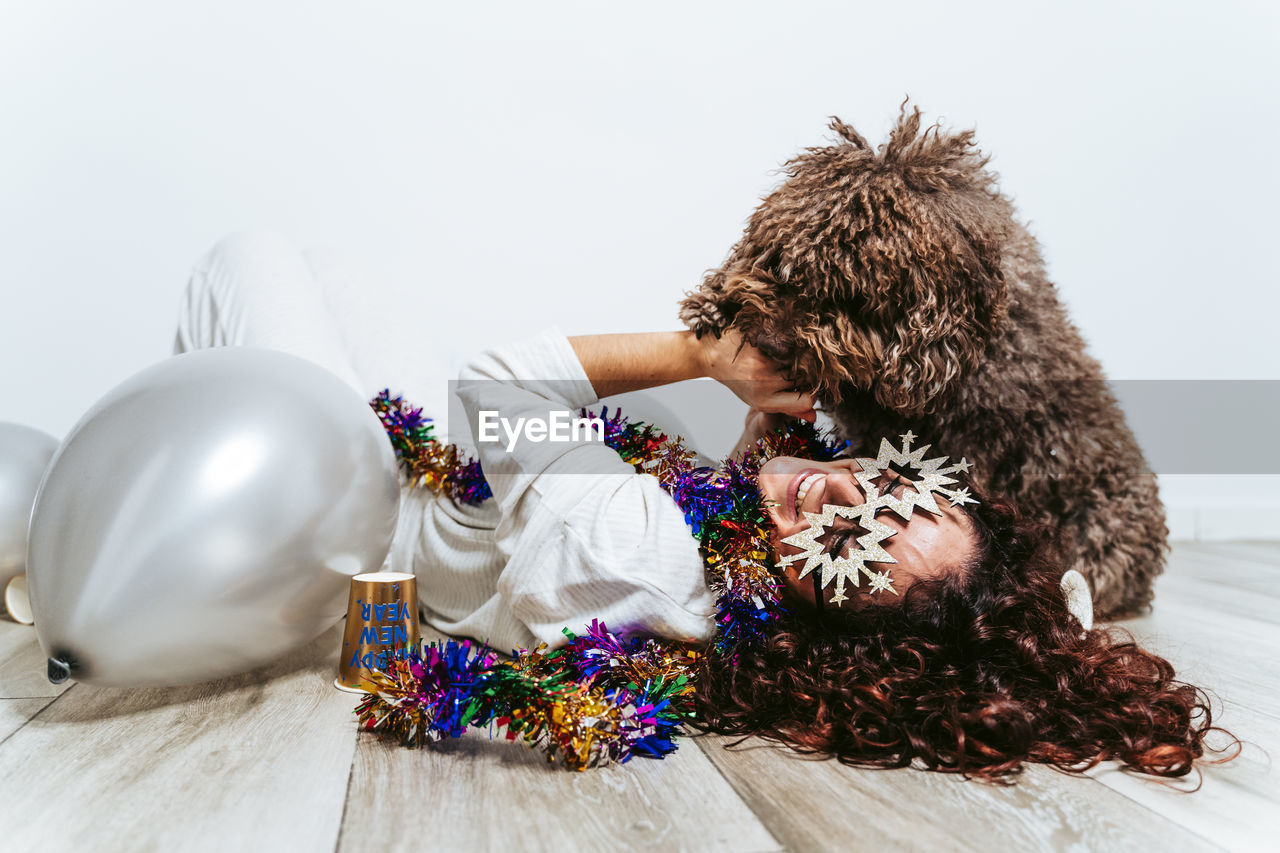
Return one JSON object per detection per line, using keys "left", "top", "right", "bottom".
{"left": 335, "top": 571, "right": 419, "bottom": 693}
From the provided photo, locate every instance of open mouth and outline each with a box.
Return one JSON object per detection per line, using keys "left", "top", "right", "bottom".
{"left": 790, "top": 470, "right": 825, "bottom": 522}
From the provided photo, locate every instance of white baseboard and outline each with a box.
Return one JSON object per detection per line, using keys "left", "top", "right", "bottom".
{"left": 1166, "top": 507, "right": 1280, "bottom": 541}
{"left": 1159, "top": 476, "right": 1280, "bottom": 541}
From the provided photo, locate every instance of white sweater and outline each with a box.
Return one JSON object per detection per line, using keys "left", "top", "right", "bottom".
{"left": 385, "top": 328, "right": 717, "bottom": 653}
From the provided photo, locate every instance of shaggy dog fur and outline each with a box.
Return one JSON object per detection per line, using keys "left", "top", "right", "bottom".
{"left": 680, "top": 103, "right": 1166, "bottom": 619}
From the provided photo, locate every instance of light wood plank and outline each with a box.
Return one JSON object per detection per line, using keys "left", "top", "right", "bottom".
{"left": 1085, "top": 701, "right": 1280, "bottom": 852}
{"left": 1169, "top": 544, "right": 1280, "bottom": 586}
{"left": 341, "top": 728, "right": 780, "bottom": 853}
{"left": 1157, "top": 573, "right": 1280, "bottom": 624}
{"left": 1114, "top": 547, "right": 1280, "bottom": 714}
{"left": 1154, "top": 549, "right": 1280, "bottom": 602}
{"left": 1083, "top": 546, "right": 1280, "bottom": 849}
{"left": 0, "top": 620, "right": 73, "bottom": 699}
{"left": 0, "top": 622, "right": 357, "bottom": 853}
{"left": 339, "top": 623, "right": 780, "bottom": 853}
{"left": 695, "top": 735, "right": 1214, "bottom": 852}
{"left": 1193, "top": 542, "right": 1280, "bottom": 566}
{"left": 1109, "top": 598, "right": 1280, "bottom": 720}
{"left": 0, "top": 697, "right": 53, "bottom": 742}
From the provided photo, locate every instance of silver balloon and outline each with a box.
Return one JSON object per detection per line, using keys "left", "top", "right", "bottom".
{"left": 27, "top": 347, "right": 401, "bottom": 687}
{"left": 0, "top": 423, "right": 60, "bottom": 617}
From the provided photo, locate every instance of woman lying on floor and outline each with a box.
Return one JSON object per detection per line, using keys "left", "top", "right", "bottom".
{"left": 176, "top": 231, "right": 1238, "bottom": 781}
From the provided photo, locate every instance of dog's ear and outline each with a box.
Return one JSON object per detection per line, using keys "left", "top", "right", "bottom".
{"left": 679, "top": 268, "right": 734, "bottom": 339}
{"left": 679, "top": 250, "right": 777, "bottom": 339}
{"left": 866, "top": 259, "right": 1008, "bottom": 414}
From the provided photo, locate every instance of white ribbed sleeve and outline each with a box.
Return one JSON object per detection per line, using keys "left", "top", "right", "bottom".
{"left": 406, "top": 328, "right": 716, "bottom": 653}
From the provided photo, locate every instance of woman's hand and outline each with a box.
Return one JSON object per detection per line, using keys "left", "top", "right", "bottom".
{"left": 729, "top": 408, "right": 791, "bottom": 459}
{"left": 697, "top": 327, "right": 817, "bottom": 421}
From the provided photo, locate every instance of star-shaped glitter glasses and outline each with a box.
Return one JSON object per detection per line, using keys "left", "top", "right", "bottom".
{"left": 775, "top": 432, "right": 977, "bottom": 606}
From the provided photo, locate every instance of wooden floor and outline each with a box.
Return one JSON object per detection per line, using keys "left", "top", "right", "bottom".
{"left": 1, "top": 541, "right": 1277, "bottom": 852}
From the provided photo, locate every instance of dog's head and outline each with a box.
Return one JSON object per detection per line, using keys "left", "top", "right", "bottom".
{"left": 681, "top": 102, "right": 1014, "bottom": 415}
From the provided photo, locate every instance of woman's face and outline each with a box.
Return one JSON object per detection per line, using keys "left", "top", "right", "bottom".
{"left": 758, "top": 455, "right": 977, "bottom": 607}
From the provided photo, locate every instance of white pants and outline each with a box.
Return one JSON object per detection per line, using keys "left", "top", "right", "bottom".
{"left": 173, "top": 230, "right": 459, "bottom": 440}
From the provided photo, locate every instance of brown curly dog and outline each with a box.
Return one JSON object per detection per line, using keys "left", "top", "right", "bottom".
{"left": 680, "top": 102, "right": 1166, "bottom": 619}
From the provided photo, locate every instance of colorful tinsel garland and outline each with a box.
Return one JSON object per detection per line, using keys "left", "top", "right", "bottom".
{"left": 359, "top": 390, "right": 845, "bottom": 769}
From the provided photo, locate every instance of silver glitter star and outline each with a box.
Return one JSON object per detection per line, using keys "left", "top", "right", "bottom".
{"left": 852, "top": 436, "right": 979, "bottom": 521}
{"left": 779, "top": 504, "right": 898, "bottom": 605}
{"left": 867, "top": 570, "right": 898, "bottom": 595}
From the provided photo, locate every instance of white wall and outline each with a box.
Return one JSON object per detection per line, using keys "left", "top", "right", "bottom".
{"left": 1, "top": 1, "right": 1277, "bottom": 536}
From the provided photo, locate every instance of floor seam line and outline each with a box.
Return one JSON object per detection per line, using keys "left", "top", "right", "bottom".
{"left": 1077, "top": 768, "right": 1231, "bottom": 851}
{"left": 332, "top": 729, "right": 359, "bottom": 853}
{"left": 0, "top": 686, "right": 72, "bottom": 750}
{"left": 691, "top": 735, "right": 788, "bottom": 853}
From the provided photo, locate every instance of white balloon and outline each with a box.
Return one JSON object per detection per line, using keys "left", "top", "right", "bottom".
{"left": 0, "top": 423, "right": 59, "bottom": 617}
{"left": 28, "top": 347, "right": 401, "bottom": 687}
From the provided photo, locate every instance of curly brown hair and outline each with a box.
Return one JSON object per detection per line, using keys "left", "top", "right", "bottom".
{"left": 692, "top": 494, "right": 1240, "bottom": 782}
{"left": 680, "top": 100, "right": 1013, "bottom": 415}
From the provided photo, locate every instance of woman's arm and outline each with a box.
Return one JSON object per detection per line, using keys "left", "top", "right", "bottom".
{"left": 452, "top": 329, "right": 718, "bottom": 646}
{"left": 567, "top": 328, "right": 817, "bottom": 421}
